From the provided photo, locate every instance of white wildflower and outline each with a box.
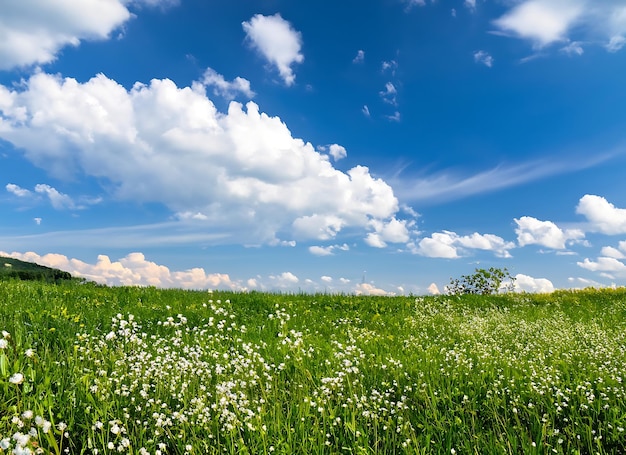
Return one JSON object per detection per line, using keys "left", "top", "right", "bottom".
{"left": 9, "top": 373, "right": 24, "bottom": 384}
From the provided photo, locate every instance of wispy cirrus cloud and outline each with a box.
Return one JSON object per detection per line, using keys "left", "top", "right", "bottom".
{"left": 391, "top": 152, "right": 616, "bottom": 205}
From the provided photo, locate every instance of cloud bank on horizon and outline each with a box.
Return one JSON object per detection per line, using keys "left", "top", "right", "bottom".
{"left": 1, "top": 0, "right": 626, "bottom": 294}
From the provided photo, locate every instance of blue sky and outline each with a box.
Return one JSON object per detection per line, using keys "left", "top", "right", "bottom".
{"left": 1, "top": 0, "right": 626, "bottom": 294}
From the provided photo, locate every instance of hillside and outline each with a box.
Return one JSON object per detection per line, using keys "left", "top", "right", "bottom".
{"left": 0, "top": 256, "right": 77, "bottom": 283}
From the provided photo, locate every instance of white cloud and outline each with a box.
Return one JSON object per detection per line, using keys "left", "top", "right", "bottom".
{"left": 242, "top": 14, "right": 304, "bottom": 86}
{"left": 328, "top": 144, "right": 347, "bottom": 161}
{"left": 456, "top": 232, "right": 515, "bottom": 258}
{"left": 381, "top": 60, "right": 398, "bottom": 74}
{"left": 386, "top": 111, "right": 401, "bottom": 122}
{"left": 404, "top": 0, "right": 426, "bottom": 7}
{"left": 317, "top": 144, "right": 347, "bottom": 161}
{"left": 309, "top": 245, "right": 334, "bottom": 256}
{"left": 577, "top": 256, "right": 626, "bottom": 277}
{"left": 268, "top": 271, "right": 299, "bottom": 288}
{"left": 416, "top": 233, "right": 459, "bottom": 259}
{"left": 34, "top": 184, "right": 76, "bottom": 210}
{"left": 493, "top": 1, "right": 626, "bottom": 53}
{"left": 353, "top": 50, "right": 365, "bottom": 63}
{"left": 567, "top": 276, "right": 608, "bottom": 289}
{"left": 362, "top": 105, "right": 371, "bottom": 117}
{"left": 493, "top": 0, "right": 584, "bottom": 48}
{"left": 0, "top": 251, "right": 240, "bottom": 289}
{"left": 6, "top": 183, "right": 32, "bottom": 197}
{"left": 473, "top": 50, "right": 494, "bottom": 67}
{"left": 6, "top": 182, "right": 99, "bottom": 210}
{"left": 515, "top": 216, "right": 584, "bottom": 249}
{"left": 308, "top": 243, "right": 349, "bottom": 256}
{"left": 0, "top": 0, "right": 174, "bottom": 70}
{"left": 415, "top": 230, "right": 514, "bottom": 258}
{"left": 33, "top": 217, "right": 42, "bottom": 225}
{"left": 176, "top": 212, "right": 209, "bottom": 221}
{"left": 201, "top": 67, "right": 255, "bottom": 100}
{"left": 365, "top": 218, "right": 411, "bottom": 248}
{"left": 379, "top": 82, "right": 398, "bottom": 106}
{"left": 561, "top": 41, "right": 584, "bottom": 55}
{"left": 606, "top": 35, "right": 626, "bottom": 52}
{"left": 392, "top": 153, "right": 615, "bottom": 204}
{"left": 355, "top": 282, "right": 395, "bottom": 296}
{"left": 576, "top": 194, "right": 626, "bottom": 235}
{"left": 321, "top": 275, "right": 332, "bottom": 283}
{"left": 600, "top": 246, "right": 625, "bottom": 259}
{"left": 129, "top": 0, "right": 179, "bottom": 8}
{"left": 0, "top": 72, "right": 402, "bottom": 246}
{"left": 514, "top": 273, "right": 555, "bottom": 293}
{"left": 427, "top": 282, "right": 440, "bottom": 295}
{"left": 464, "top": 0, "right": 476, "bottom": 11}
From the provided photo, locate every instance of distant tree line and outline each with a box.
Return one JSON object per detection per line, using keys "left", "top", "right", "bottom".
{"left": 1, "top": 258, "right": 81, "bottom": 284}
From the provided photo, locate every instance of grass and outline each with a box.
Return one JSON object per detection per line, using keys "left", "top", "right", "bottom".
{"left": 1, "top": 280, "right": 626, "bottom": 454}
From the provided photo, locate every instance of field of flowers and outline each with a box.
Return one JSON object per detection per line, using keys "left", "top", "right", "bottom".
{"left": 1, "top": 280, "right": 626, "bottom": 454}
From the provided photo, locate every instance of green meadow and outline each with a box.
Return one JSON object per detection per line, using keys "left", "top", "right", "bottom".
{"left": 1, "top": 280, "right": 626, "bottom": 454}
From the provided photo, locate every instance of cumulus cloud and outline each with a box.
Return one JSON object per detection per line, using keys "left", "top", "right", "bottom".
{"left": 6, "top": 183, "right": 32, "bottom": 197}
{"left": 427, "top": 282, "right": 440, "bottom": 295}
{"left": 0, "top": 71, "right": 403, "bottom": 246}
{"left": 34, "top": 184, "right": 76, "bottom": 210}
{"left": 600, "top": 246, "right": 625, "bottom": 259}
{"left": 493, "top": 0, "right": 584, "bottom": 48}
{"left": 201, "top": 67, "right": 255, "bottom": 100}
{"left": 474, "top": 50, "right": 494, "bottom": 67}
{"left": 493, "top": 1, "right": 626, "bottom": 52}
{"left": 308, "top": 243, "right": 349, "bottom": 256}
{"left": 268, "top": 271, "right": 299, "bottom": 288}
{"left": 7, "top": 182, "right": 98, "bottom": 210}
{"left": 353, "top": 50, "right": 365, "bottom": 63}
{"left": 0, "top": 251, "right": 240, "bottom": 289}
{"left": 576, "top": 194, "right": 626, "bottom": 235}
{"left": 317, "top": 144, "right": 347, "bottom": 161}
{"left": 365, "top": 218, "right": 411, "bottom": 248}
{"left": 242, "top": 14, "right": 304, "bottom": 86}
{"left": 355, "top": 282, "right": 394, "bottom": 296}
{"left": 415, "top": 230, "right": 514, "bottom": 258}
{"left": 515, "top": 216, "right": 584, "bottom": 249}
{"left": 0, "top": 0, "right": 175, "bottom": 70}
{"left": 514, "top": 273, "right": 555, "bottom": 293}
{"left": 362, "top": 105, "right": 371, "bottom": 117}
{"left": 577, "top": 256, "right": 626, "bottom": 278}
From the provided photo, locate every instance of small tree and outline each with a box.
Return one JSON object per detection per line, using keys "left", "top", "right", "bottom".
{"left": 447, "top": 267, "right": 516, "bottom": 295}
